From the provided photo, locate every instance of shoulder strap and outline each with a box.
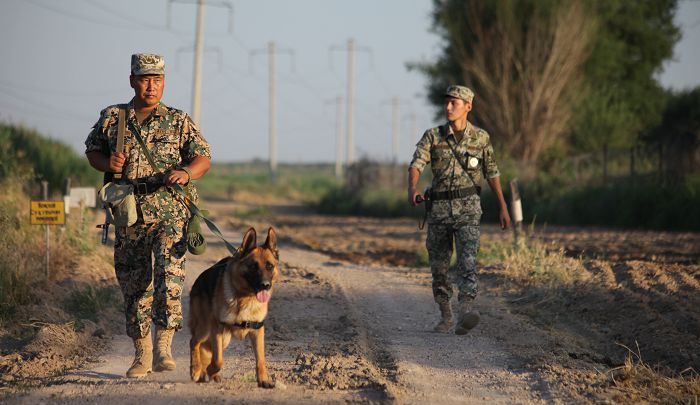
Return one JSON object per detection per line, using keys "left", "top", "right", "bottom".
{"left": 115, "top": 105, "right": 127, "bottom": 180}
{"left": 129, "top": 125, "right": 241, "bottom": 257}
{"left": 129, "top": 123, "right": 162, "bottom": 174}
{"left": 440, "top": 125, "right": 481, "bottom": 195}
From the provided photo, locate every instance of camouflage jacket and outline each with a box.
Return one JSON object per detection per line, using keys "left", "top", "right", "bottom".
{"left": 409, "top": 121, "right": 500, "bottom": 224}
{"left": 85, "top": 99, "right": 211, "bottom": 224}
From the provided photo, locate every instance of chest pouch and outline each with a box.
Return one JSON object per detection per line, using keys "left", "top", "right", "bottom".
{"left": 466, "top": 151, "right": 481, "bottom": 170}
{"left": 99, "top": 182, "right": 137, "bottom": 227}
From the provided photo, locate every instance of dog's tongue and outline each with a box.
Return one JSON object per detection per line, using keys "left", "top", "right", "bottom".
{"left": 256, "top": 290, "right": 270, "bottom": 303}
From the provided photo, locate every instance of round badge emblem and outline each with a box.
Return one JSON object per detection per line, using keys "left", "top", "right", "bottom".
{"left": 469, "top": 157, "right": 479, "bottom": 168}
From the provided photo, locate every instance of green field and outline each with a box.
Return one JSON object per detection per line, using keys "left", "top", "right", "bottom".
{"left": 196, "top": 160, "right": 339, "bottom": 203}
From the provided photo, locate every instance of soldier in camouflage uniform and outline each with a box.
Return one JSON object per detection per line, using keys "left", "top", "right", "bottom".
{"left": 85, "top": 54, "right": 211, "bottom": 377}
{"left": 408, "top": 85, "right": 511, "bottom": 335}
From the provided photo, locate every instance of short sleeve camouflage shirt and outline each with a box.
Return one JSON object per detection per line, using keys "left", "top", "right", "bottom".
{"left": 409, "top": 121, "right": 500, "bottom": 224}
{"left": 85, "top": 100, "right": 211, "bottom": 224}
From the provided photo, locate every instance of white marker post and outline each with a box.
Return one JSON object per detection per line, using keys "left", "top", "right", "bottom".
{"left": 510, "top": 179, "right": 524, "bottom": 245}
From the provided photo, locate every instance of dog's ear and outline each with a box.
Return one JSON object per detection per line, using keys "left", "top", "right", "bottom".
{"left": 263, "top": 227, "right": 279, "bottom": 260}
{"left": 240, "top": 227, "right": 257, "bottom": 256}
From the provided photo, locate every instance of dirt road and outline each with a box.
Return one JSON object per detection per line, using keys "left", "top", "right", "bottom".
{"left": 3, "top": 202, "right": 556, "bottom": 404}
{"left": 4, "top": 201, "right": 698, "bottom": 403}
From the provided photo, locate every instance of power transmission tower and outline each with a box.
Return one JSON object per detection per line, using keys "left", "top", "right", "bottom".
{"left": 402, "top": 111, "right": 418, "bottom": 160}
{"left": 334, "top": 95, "right": 343, "bottom": 180}
{"left": 346, "top": 39, "right": 355, "bottom": 166}
{"left": 391, "top": 97, "right": 400, "bottom": 162}
{"left": 383, "top": 97, "right": 408, "bottom": 162}
{"left": 330, "top": 39, "right": 372, "bottom": 168}
{"left": 192, "top": 0, "right": 204, "bottom": 124}
{"left": 167, "top": 0, "right": 234, "bottom": 125}
{"left": 325, "top": 96, "right": 344, "bottom": 180}
{"left": 250, "top": 42, "right": 294, "bottom": 180}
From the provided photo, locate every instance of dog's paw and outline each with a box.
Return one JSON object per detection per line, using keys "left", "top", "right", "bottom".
{"left": 210, "top": 373, "right": 222, "bottom": 383}
{"left": 258, "top": 379, "right": 275, "bottom": 389}
{"left": 191, "top": 370, "right": 207, "bottom": 383}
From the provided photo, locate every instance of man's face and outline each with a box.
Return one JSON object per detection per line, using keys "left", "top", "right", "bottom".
{"left": 130, "top": 74, "right": 165, "bottom": 108}
{"left": 444, "top": 96, "right": 471, "bottom": 122}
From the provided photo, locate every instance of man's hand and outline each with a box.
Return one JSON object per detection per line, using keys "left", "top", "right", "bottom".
{"left": 499, "top": 207, "right": 511, "bottom": 230}
{"left": 165, "top": 169, "right": 190, "bottom": 186}
{"left": 408, "top": 187, "right": 422, "bottom": 206}
{"left": 109, "top": 152, "right": 126, "bottom": 173}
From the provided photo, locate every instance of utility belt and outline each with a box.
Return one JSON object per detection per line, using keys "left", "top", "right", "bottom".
{"left": 98, "top": 174, "right": 167, "bottom": 228}
{"left": 128, "top": 176, "right": 165, "bottom": 195}
{"left": 428, "top": 186, "right": 479, "bottom": 201}
{"left": 417, "top": 186, "right": 479, "bottom": 230}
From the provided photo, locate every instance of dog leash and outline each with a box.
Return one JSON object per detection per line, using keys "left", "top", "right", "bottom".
{"left": 128, "top": 119, "right": 241, "bottom": 257}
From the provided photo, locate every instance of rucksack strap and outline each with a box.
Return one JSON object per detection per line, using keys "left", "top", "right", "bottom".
{"left": 115, "top": 105, "right": 127, "bottom": 180}
{"left": 439, "top": 125, "right": 481, "bottom": 196}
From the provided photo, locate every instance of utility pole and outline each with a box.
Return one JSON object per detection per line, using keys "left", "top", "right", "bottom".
{"left": 330, "top": 39, "right": 371, "bottom": 169}
{"left": 335, "top": 96, "right": 343, "bottom": 180}
{"left": 346, "top": 39, "right": 355, "bottom": 166}
{"left": 167, "top": 0, "right": 234, "bottom": 125}
{"left": 268, "top": 41, "right": 277, "bottom": 178}
{"left": 191, "top": 0, "right": 204, "bottom": 125}
{"left": 250, "top": 42, "right": 294, "bottom": 180}
{"left": 383, "top": 97, "right": 407, "bottom": 162}
{"left": 324, "top": 96, "right": 344, "bottom": 180}
{"left": 409, "top": 112, "right": 417, "bottom": 147}
{"left": 391, "top": 97, "right": 400, "bottom": 162}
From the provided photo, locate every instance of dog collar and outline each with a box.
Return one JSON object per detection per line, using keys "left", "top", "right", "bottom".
{"left": 221, "top": 320, "right": 265, "bottom": 330}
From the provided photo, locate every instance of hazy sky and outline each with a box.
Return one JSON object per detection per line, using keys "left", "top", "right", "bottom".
{"left": 1, "top": 0, "right": 699, "bottom": 163}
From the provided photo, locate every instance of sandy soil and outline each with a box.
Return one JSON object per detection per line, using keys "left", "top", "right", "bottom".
{"left": 2, "top": 201, "right": 698, "bottom": 403}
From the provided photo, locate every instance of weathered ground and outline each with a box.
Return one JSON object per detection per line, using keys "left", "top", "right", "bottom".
{"left": 1, "top": 201, "right": 698, "bottom": 403}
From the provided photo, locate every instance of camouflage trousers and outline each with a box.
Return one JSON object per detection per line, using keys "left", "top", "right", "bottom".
{"left": 114, "top": 218, "right": 187, "bottom": 339}
{"left": 426, "top": 217, "right": 480, "bottom": 304}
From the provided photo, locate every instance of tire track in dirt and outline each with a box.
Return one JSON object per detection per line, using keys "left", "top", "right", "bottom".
{"left": 282, "top": 247, "right": 556, "bottom": 404}
{"left": 3, "top": 219, "right": 394, "bottom": 403}
{"left": 8, "top": 201, "right": 633, "bottom": 403}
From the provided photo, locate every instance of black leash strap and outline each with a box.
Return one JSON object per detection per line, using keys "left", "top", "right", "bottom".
{"left": 419, "top": 205, "right": 428, "bottom": 230}
{"left": 416, "top": 194, "right": 429, "bottom": 230}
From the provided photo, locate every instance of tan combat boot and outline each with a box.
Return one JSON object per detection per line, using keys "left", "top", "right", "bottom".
{"left": 153, "top": 328, "right": 176, "bottom": 371}
{"left": 126, "top": 329, "right": 153, "bottom": 378}
{"left": 455, "top": 299, "right": 480, "bottom": 335}
{"left": 433, "top": 301, "right": 454, "bottom": 333}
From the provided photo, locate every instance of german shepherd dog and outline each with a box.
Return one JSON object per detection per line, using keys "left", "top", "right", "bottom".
{"left": 188, "top": 227, "right": 279, "bottom": 387}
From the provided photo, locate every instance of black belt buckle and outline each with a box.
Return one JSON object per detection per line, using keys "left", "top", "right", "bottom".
{"left": 136, "top": 182, "right": 148, "bottom": 195}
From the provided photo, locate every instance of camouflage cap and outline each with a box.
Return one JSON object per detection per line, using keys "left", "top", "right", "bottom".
{"left": 445, "top": 85, "right": 474, "bottom": 103}
{"left": 130, "top": 53, "right": 165, "bottom": 75}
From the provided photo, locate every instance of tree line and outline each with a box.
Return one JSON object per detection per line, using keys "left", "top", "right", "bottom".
{"left": 413, "top": 0, "right": 697, "bottom": 179}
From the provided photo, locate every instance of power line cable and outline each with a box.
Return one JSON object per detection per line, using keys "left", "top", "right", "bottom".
{"left": 0, "top": 79, "right": 124, "bottom": 98}
{"left": 25, "top": 0, "right": 160, "bottom": 31}
{"left": 0, "top": 87, "right": 94, "bottom": 121}
{"left": 80, "top": 0, "right": 167, "bottom": 30}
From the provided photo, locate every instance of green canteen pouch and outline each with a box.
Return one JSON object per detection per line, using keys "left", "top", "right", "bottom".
{"left": 99, "top": 182, "right": 138, "bottom": 227}
{"left": 187, "top": 209, "right": 208, "bottom": 255}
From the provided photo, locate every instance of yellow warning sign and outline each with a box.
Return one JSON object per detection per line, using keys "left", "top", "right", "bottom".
{"left": 30, "top": 201, "right": 66, "bottom": 225}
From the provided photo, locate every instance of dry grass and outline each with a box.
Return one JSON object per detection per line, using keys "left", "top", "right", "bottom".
{"left": 480, "top": 236, "right": 589, "bottom": 288}
{"left": 479, "top": 234, "right": 699, "bottom": 403}
{"left": 0, "top": 176, "right": 44, "bottom": 323}
{"left": 0, "top": 175, "right": 113, "bottom": 325}
{"left": 608, "top": 343, "right": 700, "bottom": 404}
